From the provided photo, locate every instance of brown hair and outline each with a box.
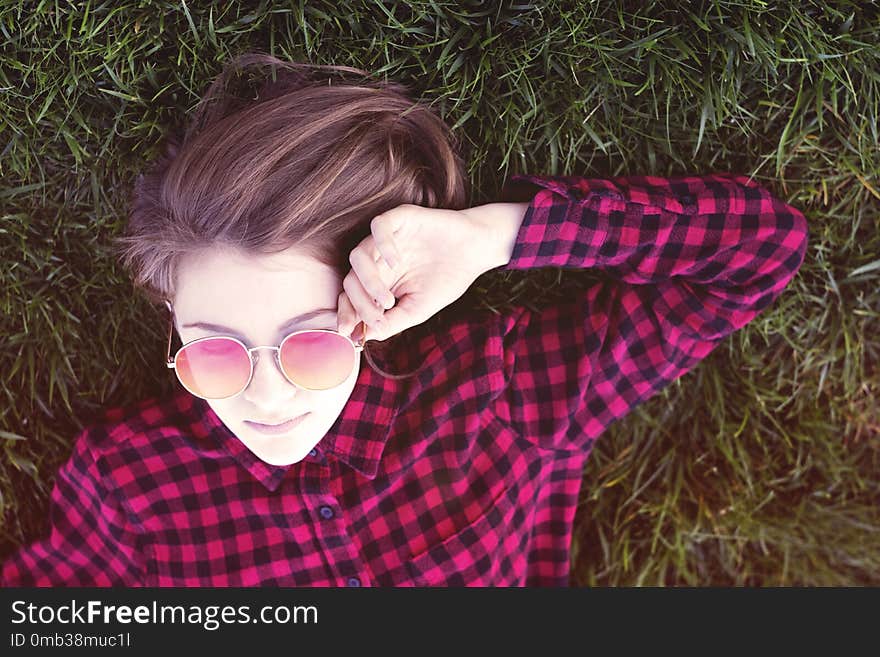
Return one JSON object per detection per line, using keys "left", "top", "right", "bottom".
{"left": 112, "top": 52, "right": 470, "bottom": 379}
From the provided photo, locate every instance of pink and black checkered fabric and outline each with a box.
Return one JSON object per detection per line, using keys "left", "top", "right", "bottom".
{"left": 1, "top": 173, "right": 808, "bottom": 586}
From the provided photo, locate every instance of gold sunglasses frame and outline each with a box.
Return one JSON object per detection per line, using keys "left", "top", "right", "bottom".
{"left": 162, "top": 299, "right": 366, "bottom": 399}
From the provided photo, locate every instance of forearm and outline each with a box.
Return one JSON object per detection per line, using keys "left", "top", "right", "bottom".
{"left": 495, "top": 172, "right": 809, "bottom": 342}
{"left": 466, "top": 201, "right": 529, "bottom": 271}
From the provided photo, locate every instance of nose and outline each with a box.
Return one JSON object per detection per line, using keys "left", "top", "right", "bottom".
{"left": 240, "top": 348, "right": 298, "bottom": 405}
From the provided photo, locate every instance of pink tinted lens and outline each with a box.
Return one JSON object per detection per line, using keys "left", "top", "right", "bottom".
{"left": 175, "top": 337, "right": 251, "bottom": 399}
{"left": 280, "top": 330, "right": 354, "bottom": 390}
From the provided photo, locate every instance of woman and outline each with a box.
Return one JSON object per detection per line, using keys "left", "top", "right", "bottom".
{"left": 1, "top": 52, "right": 809, "bottom": 586}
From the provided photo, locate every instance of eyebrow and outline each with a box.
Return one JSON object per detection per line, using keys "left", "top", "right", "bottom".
{"left": 182, "top": 307, "right": 337, "bottom": 337}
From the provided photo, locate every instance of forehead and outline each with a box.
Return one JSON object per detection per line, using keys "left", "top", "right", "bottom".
{"left": 173, "top": 244, "right": 341, "bottom": 316}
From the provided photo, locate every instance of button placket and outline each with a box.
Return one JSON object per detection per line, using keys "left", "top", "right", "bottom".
{"left": 294, "top": 444, "right": 369, "bottom": 586}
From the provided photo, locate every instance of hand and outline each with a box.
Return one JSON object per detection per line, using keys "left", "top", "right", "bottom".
{"left": 336, "top": 204, "right": 495, "bottom": 343}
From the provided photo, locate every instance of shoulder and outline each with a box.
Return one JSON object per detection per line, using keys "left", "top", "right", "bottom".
{"left": 70, "top": 391, "right": 199, "bottom": 481}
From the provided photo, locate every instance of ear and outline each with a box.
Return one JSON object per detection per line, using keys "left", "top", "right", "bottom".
{"left": 164, "top": 299, "right": 180, "bottom": 335}
{"left": 353, "top": 320, "right": 367, "bottom": 344}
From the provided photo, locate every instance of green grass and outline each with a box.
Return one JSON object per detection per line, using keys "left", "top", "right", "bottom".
{"left": 1, "top": 0, "right": 878, "bottom": 585}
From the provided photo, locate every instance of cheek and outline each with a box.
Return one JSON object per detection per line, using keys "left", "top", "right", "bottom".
{"left": 311, "top": 360, "right": 359, "bottom": 410}
{"left": 315, "top": 369, "right": 359, "bottom": 408}
{"left": 204, "top": 398, "right": 238, "bottom": 421}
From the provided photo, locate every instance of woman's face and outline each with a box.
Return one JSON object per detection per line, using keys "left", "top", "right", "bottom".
{"left": 171, "top": 244, "right": 358, "bottom": 466}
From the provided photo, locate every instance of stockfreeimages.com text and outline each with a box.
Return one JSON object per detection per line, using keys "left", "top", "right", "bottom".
{"left": 10, "top": 600, "right": 317, "bottom": 631}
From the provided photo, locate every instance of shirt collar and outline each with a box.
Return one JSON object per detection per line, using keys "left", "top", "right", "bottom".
{"left": 182, "top": 356, "right": 403, "bottom": 492}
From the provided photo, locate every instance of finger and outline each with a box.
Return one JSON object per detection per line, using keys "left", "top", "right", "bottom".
{"left": 336, "top": 290, "right": 358, "bottom": 337}
{"left": 362, "top": 292, "right": 425, "bottom": 344}
{"left": 360, "top": 235, "right": 398, "bottom": 308}
{"left": 371, "top": 252, "right": 397, "bottom": 310}
{"left": 342, "top": 268, "right": 386, "bottom": 329}
{"left": 371, "top": 212, "right": 404, "bottom": 271}
{"left": 338, "top": 291, "right": 375, "bottom": 341}
{"left": 358, "top": 231, "right": 400, "bottom": 308}
{"left": 363, "top": 321, "right": 384, "bottom": 343}
{"left": 373, "top": 291, "right": 420, "bottom": 339}
{"left": 349, "top": 240, "right": 396, "bottom": 309}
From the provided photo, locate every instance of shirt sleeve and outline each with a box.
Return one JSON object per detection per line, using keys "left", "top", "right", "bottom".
{"left": 492, "top": 172, "right": 809, "bottom": 452}
{"left": 1, "top": 427, "right": 147, "bottom": 586}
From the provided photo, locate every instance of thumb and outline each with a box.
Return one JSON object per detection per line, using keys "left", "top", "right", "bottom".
{"left": 369, "top": 294, "right": 423, "bottom": 342}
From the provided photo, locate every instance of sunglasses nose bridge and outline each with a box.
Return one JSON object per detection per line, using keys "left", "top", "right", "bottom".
{"left": 245, "top": 345, "right": 283, "bottom": 370}
{"left": 246, "top": 344, "right": 281, "bottom": 354}
{"left": 244, "top": 345, "right": 296, "bottom": 394}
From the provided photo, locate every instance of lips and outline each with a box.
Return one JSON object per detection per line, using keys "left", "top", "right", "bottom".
{"left": 252, "top": 417, "right": 294, "bottom": 427}
{"left": 250, "top": 413, "right": 307, "bottom": 426}
{"left": 244, "top": 413, "right": 310, "bottom": 436}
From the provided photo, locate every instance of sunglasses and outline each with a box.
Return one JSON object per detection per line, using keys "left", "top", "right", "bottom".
{"left": 163, "top": 300, "right": 366, "bottom": 400}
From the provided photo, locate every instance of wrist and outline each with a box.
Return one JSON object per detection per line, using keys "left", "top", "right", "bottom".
{"left": 465, "top": 201, "right": 528, "bottom": 271}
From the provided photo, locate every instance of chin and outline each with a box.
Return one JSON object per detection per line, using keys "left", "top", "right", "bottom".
{"left": 254, "top": 447, "right": 307, "bottom": 467}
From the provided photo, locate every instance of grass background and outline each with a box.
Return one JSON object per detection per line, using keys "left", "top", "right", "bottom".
{"left": 1, "top": 0, "right": 878, "bottom": 585}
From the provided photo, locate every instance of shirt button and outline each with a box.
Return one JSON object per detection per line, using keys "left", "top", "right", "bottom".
{"left": 347, "top": 577, "right": 361, "bottom": 587}
{"left": 319, "top": 505, "right": 334, "bottom": 520}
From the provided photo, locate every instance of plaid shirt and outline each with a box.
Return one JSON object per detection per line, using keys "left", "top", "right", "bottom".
{"left": 1, "top": 173, "right": 808, "bottom": 586}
